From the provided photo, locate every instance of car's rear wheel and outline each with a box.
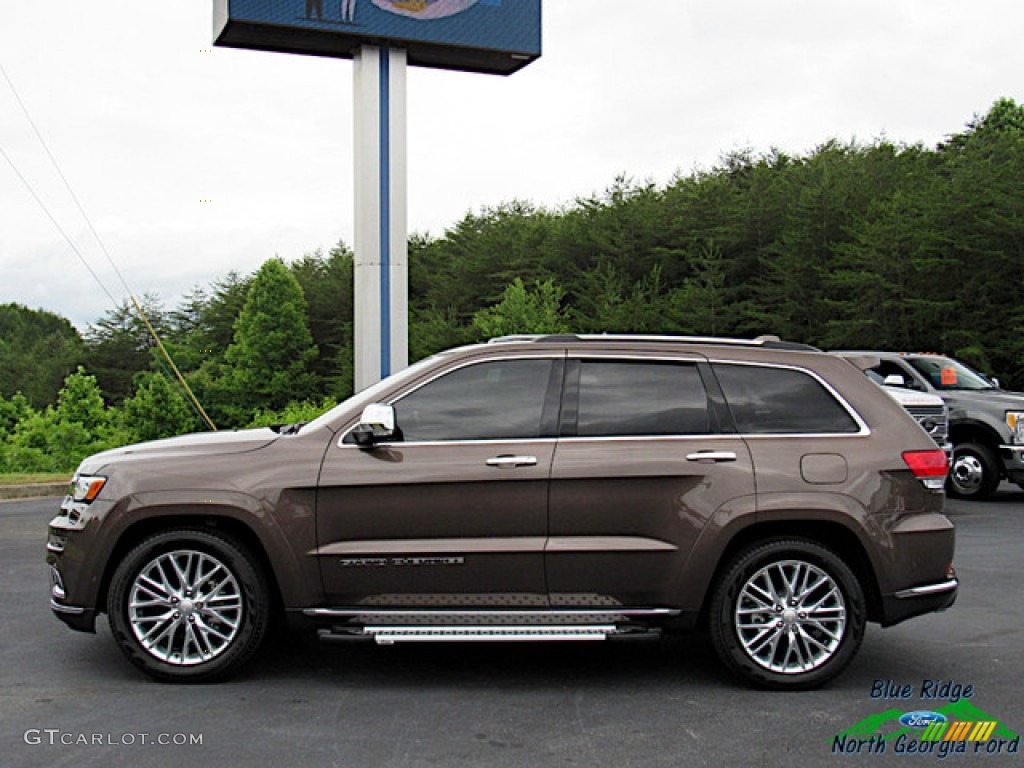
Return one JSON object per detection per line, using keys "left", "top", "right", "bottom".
{"left": 708, "top": 538, "right": 866, "bottom": 690}
{"left": 947, "top": 442, "right": 1000, "bottom": 500}
{"left": 107, "top": 529, "right": 270, "bottom": 683}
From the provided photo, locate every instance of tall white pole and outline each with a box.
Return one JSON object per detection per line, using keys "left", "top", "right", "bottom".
{"left": 353, "top": 45, "right": 408, "bottom": 392}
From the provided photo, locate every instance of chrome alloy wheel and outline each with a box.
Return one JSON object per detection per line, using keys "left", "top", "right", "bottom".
{"left": 733, "top": 559, "right": 847, "bottom": 675}
{"left": 128, "top": 549, "right": 244, "bottom": 666}
{"left": 950, "top": 453, "right": 984, "bottom": 494}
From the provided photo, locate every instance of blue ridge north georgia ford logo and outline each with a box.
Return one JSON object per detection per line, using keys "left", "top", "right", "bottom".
{"left": 899, "top": 712, "right": 947, "bottom": 729}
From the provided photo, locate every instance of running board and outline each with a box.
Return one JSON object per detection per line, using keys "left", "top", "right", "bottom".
{"left": 317, "top": 624, "right": 662, "bottom": 645}
{"left": 368, "top": 625, "right": 616, "bottom": 644}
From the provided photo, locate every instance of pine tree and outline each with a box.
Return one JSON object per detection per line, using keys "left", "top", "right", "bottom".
{"left": 223, "top": 259, "right": 319, "bottom": 420}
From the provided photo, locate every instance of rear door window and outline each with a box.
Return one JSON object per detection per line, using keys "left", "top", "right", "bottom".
{"left": 574, "top": 361, "right": 710, "bottom": 436}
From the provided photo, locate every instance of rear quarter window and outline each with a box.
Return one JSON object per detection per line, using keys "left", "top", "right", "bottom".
{"left": 713, "top": 363, "right": 861, "bottom": 435}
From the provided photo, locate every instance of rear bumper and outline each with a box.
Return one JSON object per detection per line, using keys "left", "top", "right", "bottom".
{"left": 880, "top": 577, "right": 958, "bottom": 627}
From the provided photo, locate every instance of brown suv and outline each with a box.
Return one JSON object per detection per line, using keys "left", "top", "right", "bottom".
{"left": 47, "top": 335, "right": 957, "bottom": 689}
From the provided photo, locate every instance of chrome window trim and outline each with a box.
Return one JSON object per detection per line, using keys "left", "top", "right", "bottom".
{"left": 708, "top": 358, "right": 871, "bottom": 437}
{"left": 337, "top": 352, "right": 871, "bottom": 446}
{"left": 339, "top": 437, "right": 559, "bottom": 449}
{"left": 338, "top": 433, "right": 870, "bottom": 448}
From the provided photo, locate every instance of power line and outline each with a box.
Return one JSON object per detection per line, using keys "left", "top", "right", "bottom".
{"left": 1, "top": 60, "right": 217, "bottom": 430}
{"left": 0, "top": 145, "right": 121, "bottom": 307}
{"left": 1, "top": 61, "right": 136, "bottom": 298}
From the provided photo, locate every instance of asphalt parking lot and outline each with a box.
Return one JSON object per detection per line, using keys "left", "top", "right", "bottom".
{"left": 2, "top": 490, "right": 1022, "bottom": 768}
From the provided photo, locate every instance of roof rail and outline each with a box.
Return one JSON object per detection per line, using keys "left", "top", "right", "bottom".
{"left": 486, "top": 334, "right": 819, "bottom": 352}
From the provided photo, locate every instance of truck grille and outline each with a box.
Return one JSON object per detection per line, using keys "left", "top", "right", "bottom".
{"left": 905, "top": 405, "right": 949, "bottom": 448}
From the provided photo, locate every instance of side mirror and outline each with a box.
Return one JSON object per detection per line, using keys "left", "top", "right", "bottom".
{"left": 350, "top": 403, "right": 397, "bottom": 448}
{"left": 883, "top": 374, "right": 906, "bottom": 387}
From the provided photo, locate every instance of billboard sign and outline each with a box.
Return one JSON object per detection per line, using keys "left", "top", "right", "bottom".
{"left": 214, "top": 0, "right": 541, "bottom": 75}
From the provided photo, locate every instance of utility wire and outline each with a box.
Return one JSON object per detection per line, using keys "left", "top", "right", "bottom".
{"left": 1, "top": 61, "right": 217, "bottom": 430}
{"left": 0, "top": 145, "right": 121, "bottom": 308}
{"left": 131, "top": 294, "right": 217, "bottom": 431}
{"left": 0, "top": 61, "right": 137, "bottom": 295}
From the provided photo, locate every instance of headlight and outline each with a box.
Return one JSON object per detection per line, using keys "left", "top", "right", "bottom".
{"left": 69, "top": 475, "right": 107, "bottom": 503}
{"left": 1006, "top": 412, "right": 1024, "bottom": 444}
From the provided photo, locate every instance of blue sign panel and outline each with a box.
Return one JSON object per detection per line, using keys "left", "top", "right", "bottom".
{"left": 214, "top": 0, "right": 541, "bottom": 75}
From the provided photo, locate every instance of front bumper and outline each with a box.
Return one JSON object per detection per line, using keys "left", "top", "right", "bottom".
{"left": 49, "top": 562, "right": 97, "bottom": 632}
{"left": 47, "top": 491, "right": 111, "bottom": 633}
{"left": 1000, "top": 445, "right": 1024, "bottom": 484}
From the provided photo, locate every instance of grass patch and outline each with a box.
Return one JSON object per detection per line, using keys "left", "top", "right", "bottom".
{"left": 0, "top": 473, "right": 70, "bottom": 487}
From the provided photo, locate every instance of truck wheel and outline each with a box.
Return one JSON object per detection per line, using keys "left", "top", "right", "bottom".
{"left": 948, "top": 442, "right": 1001, "bottom": 500}
{"left": 107, "top": 529, "right": 271, "bottom": 683}
{"left": 708, "top": 538, "right": 866, "bottom": 690}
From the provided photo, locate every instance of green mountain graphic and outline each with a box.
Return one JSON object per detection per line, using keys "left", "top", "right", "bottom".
{"left": 835, "top": 701, "right": 1019, "bottom": 742}
{"left": 836, "top": 709, "right": 905, "bottom": 739}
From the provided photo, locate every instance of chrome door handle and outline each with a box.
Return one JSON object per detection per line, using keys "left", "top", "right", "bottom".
{"left": 486, "top": 455, "right": 538, "bottom": 468}
{"left": 686, "top": 451, "right": 738, "bottom": 463}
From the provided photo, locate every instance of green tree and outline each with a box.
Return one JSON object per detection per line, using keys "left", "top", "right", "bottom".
{"left": 120, "top": 372, "right": 199, "bottom": 443}
{"left": 0, "top": 392, "right": 32, "bottom": 439}
{"left": 0, "top": 368, "right": 117, "bottom": 473}
{"left": 247, "top": 397, "right": 338, "bottom": 429}
{"left": 85, "top": 294, "right": 167, "bottom": 404}
{"left": 409, "top": 305, "right": 469, "bottom": 361}
{"left": 289, "top": 243, "right": 355, "bottom": 399}
{"left": 0, "top": 303, "right": 84, "bottom": 408}
{"left": 471, "top": 278, "right": 571, "bottom": 339}
{"left": 223, "top": 258, "right": 319, "bottom": 422}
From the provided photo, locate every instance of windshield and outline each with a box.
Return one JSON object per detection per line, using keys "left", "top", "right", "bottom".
{"left": 299, "top": 353, "right": 448, "bottom": 434}
{"left": 907, "top": 356, "right": 995, "bottom": 391}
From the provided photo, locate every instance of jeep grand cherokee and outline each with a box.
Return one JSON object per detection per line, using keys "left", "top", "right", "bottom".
{"left": 47, "top": 335, "right": 957, "bottom": 689}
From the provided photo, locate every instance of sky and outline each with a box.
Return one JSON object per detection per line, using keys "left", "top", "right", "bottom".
{"left": 1, "top": 0, "right": 1022, "bottom": 329}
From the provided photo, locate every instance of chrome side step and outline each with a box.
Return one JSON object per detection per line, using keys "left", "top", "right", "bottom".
{"left": 366, "top": 625, "right": 617, "bottom": 644}
{"left": 310, "top": 607, "right": 676, "bottom": 645}
{"left": 316, "top": 623, "right": 663, "bottom": 644}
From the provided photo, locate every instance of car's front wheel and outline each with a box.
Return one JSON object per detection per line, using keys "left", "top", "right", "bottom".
{"left": 107, "top": 528, "right": 271, "bottom": 683}
{"left": 708, "top": 538, "right": 866, "bottom": 690}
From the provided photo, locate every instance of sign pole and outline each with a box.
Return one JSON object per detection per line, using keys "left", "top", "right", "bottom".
{"left": 353, "top": 45, "right": 408, "bottom": 392}
{"left": 214, "top": 0, "right": 541, "bottom": 392}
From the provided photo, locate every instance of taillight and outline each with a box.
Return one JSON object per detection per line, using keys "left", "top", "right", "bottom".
{"left": 902, "top": 450, "right": 948, "bottom": 490}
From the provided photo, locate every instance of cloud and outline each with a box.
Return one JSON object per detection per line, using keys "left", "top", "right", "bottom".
{"left": 1, "top": 0, "right": 1022, "bottom": 326}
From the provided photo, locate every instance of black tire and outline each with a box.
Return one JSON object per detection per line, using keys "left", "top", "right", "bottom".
{"left": 947, "top": 442, "right": 1001, "bottom": 500}
{"left": 708, "top": 538, "right": 866, "bottom": 690}
{"left": 107, "top": 528, "right": 271, "bottom": 683}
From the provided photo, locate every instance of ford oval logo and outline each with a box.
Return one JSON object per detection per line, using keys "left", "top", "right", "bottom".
{"left": 900, "top": 711, "right": 947, "bottom": 729}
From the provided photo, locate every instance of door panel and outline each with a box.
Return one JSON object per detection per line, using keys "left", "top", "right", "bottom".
{"left": 315, "top": 356, "right": 561, "bottom": 608}
{"left": 317, "top": 440, "right": 555, "bottom": 607}
{"left": 546, "top": 437, "right": 754, "bottom": 607}
{"left": 546, "top": 357, "right": 755, "bottom": 608}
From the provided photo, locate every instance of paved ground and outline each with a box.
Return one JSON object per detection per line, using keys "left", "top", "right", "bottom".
{"left": 2, "top": 490, "right": 1022, "bottom": 768}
